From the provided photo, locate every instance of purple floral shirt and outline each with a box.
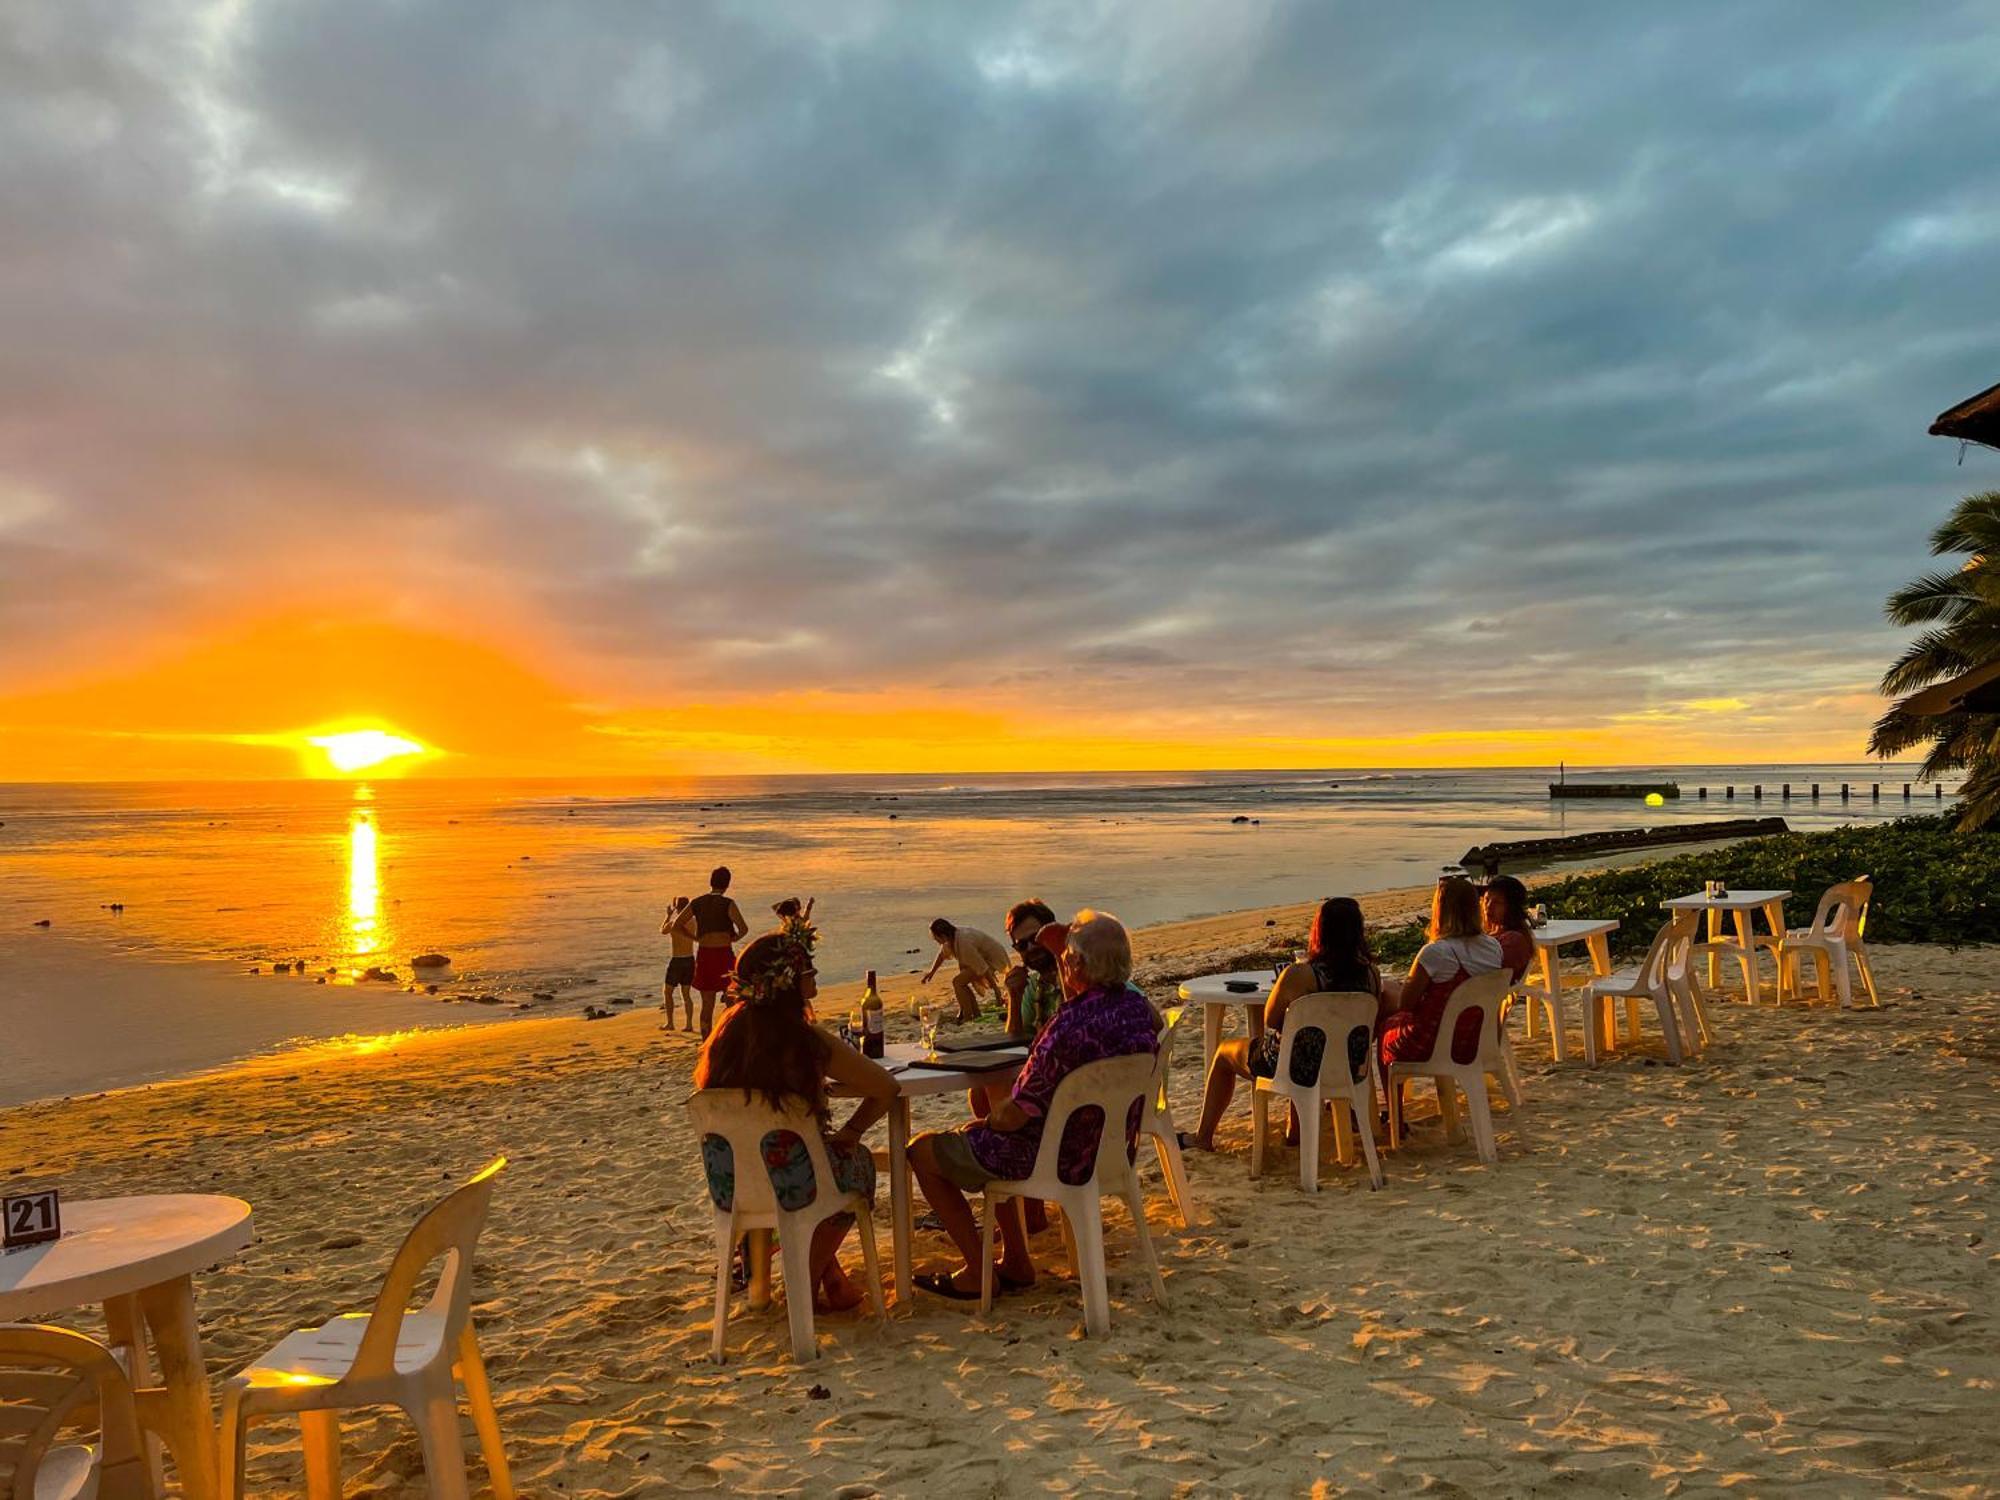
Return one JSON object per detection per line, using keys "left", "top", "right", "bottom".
{"left": 966, "top": 982, "right": 1158, "bottom": 1185}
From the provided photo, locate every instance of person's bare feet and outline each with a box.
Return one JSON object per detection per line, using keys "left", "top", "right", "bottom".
{"left": 817, "top": 1263, "right": 867, "bottom": 1312}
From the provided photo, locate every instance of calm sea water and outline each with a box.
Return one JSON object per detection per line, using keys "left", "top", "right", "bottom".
{"left": 0, "top": 765, "right": 1938, "bottom": 1097}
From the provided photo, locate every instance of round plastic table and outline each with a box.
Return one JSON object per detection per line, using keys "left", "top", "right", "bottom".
{"left": 1176, "top": 969, "right": 1279, "bottom": 1075}
{"left": 0, "top": 1194, "right": 253, "bottom": 1500}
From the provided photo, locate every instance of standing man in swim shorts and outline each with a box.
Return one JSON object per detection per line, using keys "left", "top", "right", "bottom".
{"left": 674, "top": 866, "right": 749, "bottom": 1037}
{"left": 660, "top": 894, "right": 696, "bottom": 1030}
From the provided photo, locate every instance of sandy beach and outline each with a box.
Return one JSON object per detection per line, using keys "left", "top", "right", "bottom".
{"left": 5, "top": 893, "right": 1997, "bottom": 1496}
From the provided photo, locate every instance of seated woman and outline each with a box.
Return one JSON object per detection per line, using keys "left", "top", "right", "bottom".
{"left": 694, "top": 931, "right": 898, "bottom": 1312}
{"left": 1189, "top": 896, "right": 1383, "bottom": 1150}
{"left": 907, "top": 910, "right": 1160, "bottom": 1300}
{"left": 1482, "top": 874, "right": 1537, "bottom": 982}
{"left": 1378, "top": 875, "right": 1506, "bottom": 1074}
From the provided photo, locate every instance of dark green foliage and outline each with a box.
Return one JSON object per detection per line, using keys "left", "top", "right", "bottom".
{"left": 1373, "top": 816, "right": 2000, "bottom": 964}
{"left": 1869, "top": 490, "right": 2000, "bottom": 830}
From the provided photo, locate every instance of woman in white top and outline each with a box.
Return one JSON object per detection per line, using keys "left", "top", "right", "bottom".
{"left": 921, "top": 918, "right": 1011, "bottom": 1021}
{"left": 1378, "top": 876, "right": 1505, "bottom": 1071}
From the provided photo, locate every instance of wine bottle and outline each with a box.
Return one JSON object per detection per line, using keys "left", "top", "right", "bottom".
{"left": 861, "top": 968, "right": 885, "bottom": 1058}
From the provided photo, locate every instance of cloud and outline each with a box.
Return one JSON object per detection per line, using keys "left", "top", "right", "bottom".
{"left": 3, "top": 0, "right": 1998, "bottom": 771}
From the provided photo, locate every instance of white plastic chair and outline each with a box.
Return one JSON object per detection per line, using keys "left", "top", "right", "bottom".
{"left": 1762, "top": 878, "right": 1880, "bottom": 1009}
{"left": 1139, "top": 1005, "right": 1195, "bottom": 1225}
{"left": 218, "top": 1158, "right": 512, "bottom": 1500}
{"left": 1248, "top": 993, "right": 1383, "bottom": 1192}
{"left": 1384, "top": 970, "right": 1526, "bottom": 1165}
{"left": 688, "top": 1091, "right": 885, "bottom": 1364}
{"left": 0, "top": 1324, "right": 153, "bottom": 1500}
{"left": 1580, "top": 911, "right": 1699, "bottom": 1065}
{"left": 977, "top": 1051, "right": 1168, "bottom": 1337}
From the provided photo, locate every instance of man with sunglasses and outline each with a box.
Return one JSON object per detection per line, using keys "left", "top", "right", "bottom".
{"left": 1003, "top": 898, "right": 1061, "bottom": 1038}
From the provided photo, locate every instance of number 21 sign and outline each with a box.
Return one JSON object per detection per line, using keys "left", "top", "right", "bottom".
{"left": 2, "top": 1189, "right": 61, "bottom": 1250}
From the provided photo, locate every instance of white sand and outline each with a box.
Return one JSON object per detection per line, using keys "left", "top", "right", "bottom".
{"left": 4, "top": 904, "right": 1997, "bottom": 1495}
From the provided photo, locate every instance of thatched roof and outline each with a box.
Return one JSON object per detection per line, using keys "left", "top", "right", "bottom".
{"left": 1901, "top": 658, "right": 2000, "bottom": 717}
{"left": 1930, "top": 380, "right": 2000, "bottom": 449}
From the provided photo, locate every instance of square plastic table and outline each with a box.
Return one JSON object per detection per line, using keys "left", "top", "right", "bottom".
{"left": 1662, "top": 889, "right": 1792, "bottom": 1003}
{"left": 1516, "top": 918, "right": 1619, "bottom": 1062}
{"left": 830, "top": 1040, "right": 1026, "bottom": 1306}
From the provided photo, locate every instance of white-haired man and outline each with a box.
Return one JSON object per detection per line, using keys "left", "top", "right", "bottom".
{"left": 907, "top": 909, "right": 1160, "bottom": 1300}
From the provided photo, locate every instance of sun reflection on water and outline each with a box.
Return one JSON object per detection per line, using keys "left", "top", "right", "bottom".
{"left": 346, "top": 804, "right": 381, "bottom": 957}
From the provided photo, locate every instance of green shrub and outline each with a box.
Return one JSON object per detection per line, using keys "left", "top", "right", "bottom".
{"left": 1373, "top": 814, "right": 2000, "bottom": 963}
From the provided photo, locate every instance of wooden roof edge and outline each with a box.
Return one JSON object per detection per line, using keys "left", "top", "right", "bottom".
{"left": 1930, "top": 378, "right": 2000, "bottom": 440}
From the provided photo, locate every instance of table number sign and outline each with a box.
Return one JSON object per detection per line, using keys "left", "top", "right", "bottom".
{"left": 2, "top": 1188, "right": 61, "bottom": 1250}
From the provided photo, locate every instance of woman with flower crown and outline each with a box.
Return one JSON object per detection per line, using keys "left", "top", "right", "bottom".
{"left": 695, "top": 929, "right": 897, "bottom": 1311}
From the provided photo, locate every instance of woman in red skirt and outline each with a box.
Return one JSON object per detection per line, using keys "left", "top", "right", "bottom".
{"left": 1378, "top": 876, "right": 1507, "bottom": 1073}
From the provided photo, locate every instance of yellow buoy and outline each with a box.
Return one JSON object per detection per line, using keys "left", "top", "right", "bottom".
{"left": 1645, "top": 792, "right": 1665, "bottom": 807}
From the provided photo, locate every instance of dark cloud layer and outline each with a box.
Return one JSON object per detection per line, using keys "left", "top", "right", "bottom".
{"left": 4, "top": 1, "right": 1998, "bottom": 747}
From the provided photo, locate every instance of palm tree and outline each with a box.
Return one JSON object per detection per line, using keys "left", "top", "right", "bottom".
{"left": 1871, "top": 490, "right": 2000, "bottom": 829}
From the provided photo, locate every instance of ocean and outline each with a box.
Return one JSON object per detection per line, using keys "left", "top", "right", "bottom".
{"left": 0, "top": 764, "right": 1936, "bottom": 1099}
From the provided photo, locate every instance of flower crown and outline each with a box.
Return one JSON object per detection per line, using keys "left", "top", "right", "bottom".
{"left": 732, "top": 937, "right": 814, "bottom": 1007}
{"left": 777, "top": 911, "right": 819, "bottom": 952}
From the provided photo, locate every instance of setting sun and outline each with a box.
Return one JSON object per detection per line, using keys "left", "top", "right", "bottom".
{"left": 305, "top": 728, "right": 431, "bottom": 776}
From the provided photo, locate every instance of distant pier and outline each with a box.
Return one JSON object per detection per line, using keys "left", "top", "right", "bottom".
{"left": 1548, "top": 781, "right": 1680, "bottom": 800}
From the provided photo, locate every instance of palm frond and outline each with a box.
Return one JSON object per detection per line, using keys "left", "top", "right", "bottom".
{"left": 1885, "top": 569, "right": 1986, "bottom": 626}
{"left": 1929, "top": 491, "right": 2000, "bottom": 557}
{"left": 1880, "top": 630, "right": 1976, "bottom": 694}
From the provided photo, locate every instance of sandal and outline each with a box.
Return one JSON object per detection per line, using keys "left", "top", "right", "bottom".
{"left": 914, "top": 1271, "right": 980, "bottom": 1302}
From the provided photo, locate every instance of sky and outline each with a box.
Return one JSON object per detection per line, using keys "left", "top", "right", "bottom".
{"left": 3, "top": 1, "right": 1999, "bottom": 780}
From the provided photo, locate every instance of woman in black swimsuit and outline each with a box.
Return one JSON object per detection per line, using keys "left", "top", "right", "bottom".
{"left": 1188, "top": 897, "right": 1383, "bottom": 1151}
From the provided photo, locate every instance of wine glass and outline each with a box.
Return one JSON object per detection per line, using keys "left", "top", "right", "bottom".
{"left": 921, "top": 1005, "right": 944, "bottom": 1058}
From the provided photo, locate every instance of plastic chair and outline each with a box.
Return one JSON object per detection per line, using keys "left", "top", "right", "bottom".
{"left": 0, "top": 1324, "right": 153, "bottom": 1500}
{"left": 1139, "top": 1005, "right": 1196, "bottom": 1225}
{"left": 1247, "top": 993, "right": 1383, "bottom": 1192}
{"left": 1580, "top": 911, "right": 1699, "bottom": 1065}
{"left": 1762, "top": 878, "right": 1879, "bottom": 1009}
{"left": 1667, "top": 917, "right": 1716, "bottom": 1052}
{"left": 1507, "top": 956, "right": 1580, "bottom": 1065}
{"left": 977, "top": 1051, "right": 1168, "bottom": 1337}
{"left": 688, "top": 1092, "right": 885, "bottom": 1363}
{"left": 1384, "top": 971, "right": 1526, "bottom": 1165}
{"left": 218, "top": 1158, "right": 512, "bottom": 1500}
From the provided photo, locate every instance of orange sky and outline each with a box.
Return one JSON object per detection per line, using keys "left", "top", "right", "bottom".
{"left": 0, "top": 612, "right": 1886, "bottom": 781}
{"left": 5, "top": 2, "right": 1983, "bottom": 784}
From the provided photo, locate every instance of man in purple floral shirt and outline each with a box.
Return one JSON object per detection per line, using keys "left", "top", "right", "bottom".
{"left": 909, "top": 909, "right": 1160, "bottom": 1299}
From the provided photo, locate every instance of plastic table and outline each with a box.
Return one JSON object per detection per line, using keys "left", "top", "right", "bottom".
{"left": 830, "top": 1041, "right": 1026, "bottom": 1307}
{"left": 1662, "top": 889, "right": 1792, "bottom": 1003}
{"left": 0, "top": 1194, "right": 253, "bottom": 1500}
{"left": 1175, "top": 970, "right": 1278, "bottom": 1075}
{"left": 1518, "top": 918, "right": 1619, "bottom": 1061}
